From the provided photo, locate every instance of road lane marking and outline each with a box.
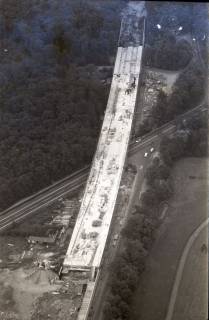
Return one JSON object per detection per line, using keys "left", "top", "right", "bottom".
{"left": 0, "top": 183, "right": 85, "bottom": 230}
{"left": 165, "top": 217, "right": 209, "bottom": 320}
{"left": 0, "top": 175, "right": 87, "bottom": 222}
{"left": 0, "top": 103, "right": 204, "bottom": 229}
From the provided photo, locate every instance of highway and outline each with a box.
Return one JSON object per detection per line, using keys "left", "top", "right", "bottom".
{"left": 90, "top": 102, "right": 207, "bottom": 320}
{"left": 0, "top": 103, "right": 206, "bottom": 232}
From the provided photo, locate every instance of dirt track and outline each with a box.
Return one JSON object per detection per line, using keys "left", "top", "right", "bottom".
{"left": 0, "top": 267, "right": 60, "bottom": 320}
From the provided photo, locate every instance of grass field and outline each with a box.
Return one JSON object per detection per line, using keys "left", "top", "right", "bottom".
{"left": 172, "top": 225, "right": 208, "bottom": 320}
{"left": 131, "top": 157, "right": 208, "bottom": 320}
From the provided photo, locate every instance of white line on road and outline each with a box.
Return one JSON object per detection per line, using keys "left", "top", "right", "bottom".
{"left": 165, "top": 217, "right": 209, "bottom": 320}
{"left": 0, "top": 175, "right": 86, "bottom": 224}
{"left": 0, "top": 183, "right": 84, "bottom": 230}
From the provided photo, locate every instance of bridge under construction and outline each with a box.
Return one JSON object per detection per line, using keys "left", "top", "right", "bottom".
{"left": 62, "top": 2, "right": 146, "bottom": 319}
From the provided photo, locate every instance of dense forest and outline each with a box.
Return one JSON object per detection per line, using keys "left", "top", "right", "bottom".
{"left": 144, "top": 2, "right": 208, "bottom": 70}
{"left": 138, "top": 1, "right": 208, "bottom": 136}
{"left": 0, "top": 0, "right": 125, "bottom": 210}
{"left": 0, "top": 1, "right": 208, "bottom": 211}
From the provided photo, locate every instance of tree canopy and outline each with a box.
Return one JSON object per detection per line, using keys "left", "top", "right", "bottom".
{"left": 0, "top": 0, "right": 125, "bottom": 210}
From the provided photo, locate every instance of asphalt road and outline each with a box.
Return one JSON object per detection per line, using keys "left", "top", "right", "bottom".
{"left": 0, "top": 103, "right": 205, "bottom": 232}
{"left": 130, "top": 157, "right": 208, "bottom": 320}
{"left": 89, "top": 103, "right": 206, "bottom": 320}
{"left": 0, "top": 135, "right": 158, "bottom": 232}
{"left": 91, "top": 137, "right": 160, "bottom": 320}
{"left": 165, "top": 218, "right": 208, "bottom": 320}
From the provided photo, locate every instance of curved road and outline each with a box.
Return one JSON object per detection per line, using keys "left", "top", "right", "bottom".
{"left": 165, "top": 218, "right": 209, "bottom": 320}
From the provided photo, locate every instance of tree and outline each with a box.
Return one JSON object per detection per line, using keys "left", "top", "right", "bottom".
{"left": 124, "top": 240, "right": 146, "bottom": 270}
{"left": 145, "top": 161, "right": 159, "bottom": 186}
{"left": 0, "top": 0, "right": 31, "bottom": 32}
{"left": 151, "top": 89, "right": 168, "bottom": 126}
{"left": 141, "top": 189, "right": 159, "bottom": 207}
{"left": 121, "top": 215, "right": 143, "bottom": 240}
{"left": 53, "top": 25, "right": 72, "bottom": 56}
{"left": 154, "top": 179, "right": 173, "bottom": 201}
{"left": 103, "top": 294, "right": 123, "bottom": 320}
{"left": 160, "top": 136, "right": 187, "bottom": 165}
{"left": 72, "top": 1, "right": 104, "bottom": 38}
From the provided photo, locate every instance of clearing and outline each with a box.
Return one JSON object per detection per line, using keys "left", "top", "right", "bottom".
{"left": 131, "top": 157, "right": 208, "bottom": 320}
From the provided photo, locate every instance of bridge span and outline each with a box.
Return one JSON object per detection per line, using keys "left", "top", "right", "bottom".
{"left": 62, "top": 2, "right": 145, "bottom": 319}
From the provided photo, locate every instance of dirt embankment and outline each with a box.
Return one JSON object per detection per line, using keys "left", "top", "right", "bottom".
{"left": 0, "top": 267, "right": 61, "bottom": 320}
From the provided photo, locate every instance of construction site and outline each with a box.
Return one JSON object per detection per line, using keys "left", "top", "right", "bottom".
{"left": 61, "top": 2, "right": 145, "bottom": 320}
{"left": 63, "top": 46, "right": 142, "bottom": 271}
{"left": 0, "top": 2, "right": 207, "bottom": 320}
{"left": 0, "top": 159, "right": 138, "bottom": 320}
{"left": 0, "top": 2, "right": 145, "bottom": 320}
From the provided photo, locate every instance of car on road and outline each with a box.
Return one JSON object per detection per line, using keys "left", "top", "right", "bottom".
{"left": 150, "top": 147, "right": 154, "bottom": 152}
{"left": 144, "top": 152, "right": 148, "bottom": 157}
{"left": 135, "top": 138, "right": 142, "bottom": 143}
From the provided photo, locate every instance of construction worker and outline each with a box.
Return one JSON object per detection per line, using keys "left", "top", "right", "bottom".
{"left": 131, "top": 82, "right": 136, "bottom": 89}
